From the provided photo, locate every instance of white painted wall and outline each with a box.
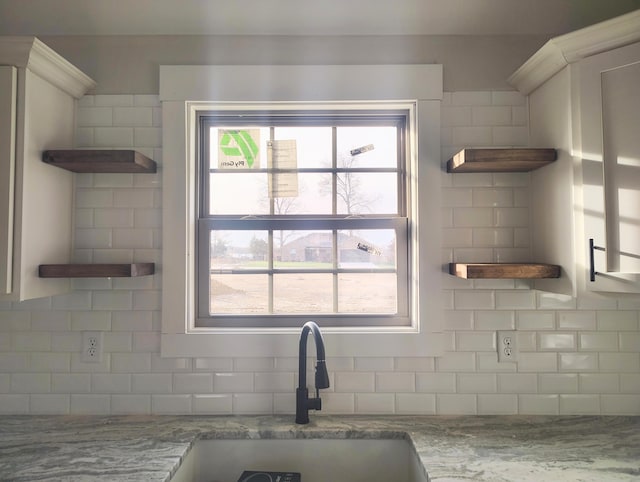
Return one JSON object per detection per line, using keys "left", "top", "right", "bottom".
{"left": 0, "top": 90, "right": 637, "bottom": 415}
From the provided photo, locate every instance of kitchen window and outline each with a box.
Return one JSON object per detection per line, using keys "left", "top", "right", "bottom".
{"left": 160, "top": 64, "right": 444, "bottom": 358}
{"left": 196, "top": 109, "right": 410, "bottom": 328}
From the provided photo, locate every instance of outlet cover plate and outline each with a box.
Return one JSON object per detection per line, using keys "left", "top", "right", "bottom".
{"left": 82, "top": 331, "right": 103, "bottom": 363}
{"left": 497, "top": 330, "right": 518, "bottom": 363}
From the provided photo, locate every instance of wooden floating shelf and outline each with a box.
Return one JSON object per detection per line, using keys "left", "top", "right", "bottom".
{"left": 449, "top": 263, "right": 561, "bottom": 279}
{"left": 39, "top": 263, "right": 155, "bottom": 278}
{"left": 446, "top": 148, "right": 557, "bottom": 173}
{"left": 42, "top": 150, "right": 157, "bottom": 173}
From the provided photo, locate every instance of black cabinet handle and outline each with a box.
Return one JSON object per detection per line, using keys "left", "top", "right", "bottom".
{"left": 589, "top": 238, "right": 605, "bottom": 282}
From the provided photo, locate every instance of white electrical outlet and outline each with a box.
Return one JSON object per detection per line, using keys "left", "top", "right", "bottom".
{"left": 497, "top": 330, "right": 518, "bottom": 363}
{"left": 82, "top": 331, "right": 103, "bottom": 363}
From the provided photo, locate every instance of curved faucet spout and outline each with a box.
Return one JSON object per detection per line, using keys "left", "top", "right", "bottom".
{"left": 296, "top": 321, "right": 330, "bottom": 424}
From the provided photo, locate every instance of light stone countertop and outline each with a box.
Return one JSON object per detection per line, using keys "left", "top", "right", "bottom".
{"left": 0, "top": 415, "right": 638, "bottom": 481}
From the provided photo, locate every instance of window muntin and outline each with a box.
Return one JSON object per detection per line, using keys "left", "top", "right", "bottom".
{"left": 197, "top": 110, "right": 409, "bottom": 328}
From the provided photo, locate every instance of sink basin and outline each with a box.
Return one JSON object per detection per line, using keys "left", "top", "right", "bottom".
{"left": 171, "top": 438, "right": 428, "bottom": 482}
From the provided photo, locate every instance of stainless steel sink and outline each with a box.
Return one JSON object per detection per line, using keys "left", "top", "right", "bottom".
{"left": 171, "top": 438, "right": 429, "bottom": 482}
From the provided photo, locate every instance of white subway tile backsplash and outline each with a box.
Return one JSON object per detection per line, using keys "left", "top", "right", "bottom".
{"left": 92, "top": 373, "right": 131, "bottom": 393}
{"left": 1, "top": 92, "right": 637, "bottom": 417}
{"left": 620, "top": 374, "right": 640, "bottom": 393}
{"left": 77, "top": 107, "right": 113, "bottom": 126}
{"left": 11, "top": 373, "right": 50, "bottom": 393}
{"left": 335, "top": 372, "right": 375, "bottom": 392}
{"left": 491, "top": 91, "right": 526, "bottom": 106}
{"left": 376, "top": 372, "right": 415, "bottom": 392}
{"left": 254, "top": 372, "right": 294, "bottom": 393}
{"left": 396, "top": 393, "right": 436, "bottom": 414}
{"left": 472, "top": 228, "right": 513, "bottom": 247}
{"left": 193, "top": 394, "right": 232, "bottom": 414}
{"left": 579, "top": 333, "right": 619, "bottom": 351}
{"left": 458, "top": 373, "right": 496, "bottom": 393}
{"left": 453, "top": 207, "right": 494, "bottom": 227}
{"left": 452, "top": 126, "right": 492, "bottom": 146}
{"left": 436, "top": 394, "right": 477, "bottom": 414}
{"left": 0, "top": 395, "right": 29, "bottom": 414}
{"left": 52, "top": 374, "right": 91, "bottom": 393}
{"left": 518, "top": 394, "right": 559, "bottom": 415}
{"left": 538, "top": 373, "right": 578, "bottom": 393}
{"left": 517, "top": 353, "right": 558, "bottom": 372}
{"left": 94, "top": 94, "right": 134, "bottom": 107}
{"left": 132, "top": 374, "right": 172, "bottom": 393}
{"left": 517, "top": 311, "right": 555, "bottom": 330}
{"left": 71, "top": 394, "right": 111, "bottom": 414}
{"left": 619, "top": 333, "right": 640, "bottom": 352}
{"left": 601, "top": 395, "right": 640, "bottom": 415}
{"left": 477, "top": 394, "right": 517, "bottom": 414}
{"left": 539, "top": 333, "right": 577, "bottom": 351}
{"left": 173, "top": 373, "right": 212, "bottom": 393}
{"left": 30, "top": 394, "right": 70, "bottom": 414}
{"left": 558, "top": 311, "right": 597, "bottom": 330}
{"left": 597, "top": 311, "right": 639, "bottom": 331}
{"left": 356, "top": 393, "right": 395, "bottom": 414}
{"left": 599, "top": 353, "right": 640, "bottom": 373}
{"left": 495, "top": 291, "right": 536, "bottom": 310}
{"left": 451, "top": 91, "right": 492, "bottom": 105}
{"left": 492, "top": 126, "right": 528, "bottom": 146}
{"left": 497, "top": 373, "right": 537, "bottom": 393}
{"left": 472, "top": 106, "right": 512, "bottom": 126}
{"left": 559, "top": 394, "right": 600, "bottom": 415}
{"left": 415, "top": 373, "right": 456, "bottom": 392}
{"left": 151, "top": 394, "right": 192, "bottom": 414}
{"left": 579, "top": 374, "right": 619, "bottom": 394}
{"left": 113, "top": 107, "right": 153, "bottom": 126}
{"left": 213, "top": 373, "right": 253, "bottom": 393}
{"left": 112, "top": 394, "right": 151, "bottom": 414}
{"left": 232, "top": 393, "right": 273, "bottom": 414}
{"left": 94, "top": 127, "right": 134, "bottom": 147}
{"left": 559, "top": 353, "right": 598, "bottom": 372}
{"left": 456, "top": 332, "right": 496, "bottom": 352}
{"left": 454, "top": 290, "right": 495, "bottom": 310}
{"left": 355, "top": 357, "right": 394, "bottom": 372}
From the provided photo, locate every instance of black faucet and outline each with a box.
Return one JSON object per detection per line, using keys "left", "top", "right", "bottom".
{"left": 295, "top": 321, "right": 330, "bottom": 424}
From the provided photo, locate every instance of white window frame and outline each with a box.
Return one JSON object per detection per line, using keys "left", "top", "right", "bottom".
{"left": 160, "top": 65, "right": 444, "bottom": 358}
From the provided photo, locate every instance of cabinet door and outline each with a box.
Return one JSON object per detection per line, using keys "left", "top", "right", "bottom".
{"left": 580, "top": 43, "right": 640, "bottom": 292}
{"left": 0, "top": 66, "right": 17, "bottom": 295}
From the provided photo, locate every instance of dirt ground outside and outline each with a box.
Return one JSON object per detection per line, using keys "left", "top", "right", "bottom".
{"left": 210, "top": 273, "right": 397, "bottom": 314}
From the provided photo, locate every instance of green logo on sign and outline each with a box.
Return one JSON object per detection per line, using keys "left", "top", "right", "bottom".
{"left": 219, "top": 130, "right": 259, "bottom": 168}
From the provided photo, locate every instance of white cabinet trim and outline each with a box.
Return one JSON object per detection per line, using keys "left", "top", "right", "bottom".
{"left": 0, "top": 37, "right": 96, "bottom": 98}
{"left": 509, "top": 10, "right": 640, "bottom": 94}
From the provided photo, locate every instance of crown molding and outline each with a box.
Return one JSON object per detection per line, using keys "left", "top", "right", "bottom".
{"left": 0, "top": 36, "right": 96, "bottom": 98}
{"left": 509, "top": 9, "right": 640, "bottom": 94}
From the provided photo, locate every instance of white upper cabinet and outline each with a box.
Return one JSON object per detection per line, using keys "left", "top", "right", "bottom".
{"left": 579, "top": 43, "right": 640, "bottom": 293}
{"left": 509, "top": 10, "right": 640, "bottom": 295}
{"left": 0, "top": 37, "right": 95, "bottom": 301}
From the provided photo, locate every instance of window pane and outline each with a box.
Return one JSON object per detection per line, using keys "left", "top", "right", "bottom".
{"left": 274, "top": 126, "right": 332, "bottom": 169}
{"left": 272, "top": 173, "right": 332, "bottom": 215}
{"left": 338, "top": 229, "right": 396, "bottom": 269}
{"left": 210, "top": 274, "right": 268, "bottom": 314}
{"left": 274, "top": 230, "right": 333, "bottom": 268}
{"left": 336, "top": 126, "right": 397, "bottom": 168}
{"left": 336, "top": 172, "right": 398, "bottom": 215}
{"left": 210, "top": 231, "right": 268, "bottom": 270}
{"left": 273, "top": 273, "right": 333, "bottom": 313}
{"left": 210, "top": 173, "right": 269, "bottom": 215}
{"left": 338, "top": 273, "right": 397, "bottom": 313}
{"left": 209, "top": 127, "right": 270, "bottom": 169}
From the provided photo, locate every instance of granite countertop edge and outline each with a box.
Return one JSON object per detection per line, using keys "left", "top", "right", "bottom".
{"left": 0, "top": 415, "right": 639, "bottom": 481}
